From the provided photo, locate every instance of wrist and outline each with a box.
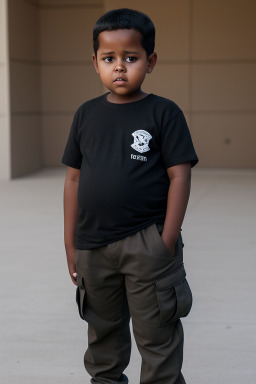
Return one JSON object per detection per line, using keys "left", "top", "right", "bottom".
{"left": 65, "top": 242, "right": 76, "bottom": 252}
{"left": 65, "top": 245, "right": 76, "bottom": 264}
{"left": 161, "top": 231, "right": 177, "bottom": 248}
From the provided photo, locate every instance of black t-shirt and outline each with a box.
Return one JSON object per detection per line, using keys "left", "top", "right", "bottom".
{"left": 62, "top": 93, "right": 198, "bottom": 249}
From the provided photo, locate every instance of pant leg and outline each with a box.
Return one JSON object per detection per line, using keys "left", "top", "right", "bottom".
{"left": 118, "top": 224, "right": 192, "bottom": 384}
{"left": 75, "top": 244, "right": 131, "bottom": 384}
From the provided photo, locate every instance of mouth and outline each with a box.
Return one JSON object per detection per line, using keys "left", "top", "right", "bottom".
{"left": 114, "top": 78, "right": 127, "bottom": 82}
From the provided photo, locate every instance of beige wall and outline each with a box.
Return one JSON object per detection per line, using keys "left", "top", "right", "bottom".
{"left": 106, "top": 0, "right": 256, "bottom": 168}
{"left": 2, "top": 0, "right": 256, "bottom": 179}
{"left": 39, "top": 0, "right": 103, "bottom": 167}
{"left": 0, "top": 0, "right": 11, "bottom": 180}
{"left": 191, "top": 0, "right": 256, "bottom": 168}
{"left": 6, "top": 0, "right": 103, "bottom": 178}
{"left": 8, "top": 0, "right": 42, "bottom": 178}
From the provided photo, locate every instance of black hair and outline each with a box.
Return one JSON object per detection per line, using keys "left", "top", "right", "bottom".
{"left": 93, "top": 8, "right": 155, "bottom": 58}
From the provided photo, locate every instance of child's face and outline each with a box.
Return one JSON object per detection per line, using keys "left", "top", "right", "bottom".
{"left": 92, "top": 29, "right": 157, "bottom": 103}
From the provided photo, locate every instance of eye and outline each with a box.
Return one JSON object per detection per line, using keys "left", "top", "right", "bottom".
{"left": 104, "top": 57, "right": 114, "bottom": 63}
{"left": 126, "top": 57, "right": 137, "bottom": 63}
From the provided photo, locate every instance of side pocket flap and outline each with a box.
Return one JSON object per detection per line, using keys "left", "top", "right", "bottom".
{"left": 155, "top": 264, "right": 186, "bottom": 291}
{"left": 75, "top": 274, "right": 87, "bottom": 321}
{"left": 76, "top": 286, "right": 83, "bottom": 319}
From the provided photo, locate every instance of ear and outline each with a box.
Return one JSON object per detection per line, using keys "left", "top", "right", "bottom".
{"left": 146, "top": 52, "right": 157, "bottom": 74}
{"left": 92, "top": 53, "right": 100, "bottom": 74}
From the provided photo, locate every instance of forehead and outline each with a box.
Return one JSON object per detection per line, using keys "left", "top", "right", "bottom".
{"left": 97, "top": 29, "right": 144, "bottom": 52}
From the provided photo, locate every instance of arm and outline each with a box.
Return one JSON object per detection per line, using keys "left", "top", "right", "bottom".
{"left": 161, "top": 162, "right": 191, "bottom": 257}
{"left": 63, "top": 166, "right": 80, "bottom": 285}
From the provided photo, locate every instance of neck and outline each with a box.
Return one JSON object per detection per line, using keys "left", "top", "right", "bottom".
{"left": 107, "top": 90, "right": 148, "bottom": 104}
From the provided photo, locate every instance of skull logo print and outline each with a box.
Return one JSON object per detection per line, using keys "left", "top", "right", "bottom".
{"left": 131, "top": 130, "right": 152, "bottom": 153}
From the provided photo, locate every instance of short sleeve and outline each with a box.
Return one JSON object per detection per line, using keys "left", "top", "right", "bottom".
{"left": 61, "top": 110, "right": 82, "bottom": 169}
{"left": 161, "top": 110, "right": 198, "bottom": 168}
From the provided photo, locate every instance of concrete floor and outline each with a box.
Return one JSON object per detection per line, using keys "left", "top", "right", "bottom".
{"left": 0, "top": 167, "right": 256, "bottom": 383}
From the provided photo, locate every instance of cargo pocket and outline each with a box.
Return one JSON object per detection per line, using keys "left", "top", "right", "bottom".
{"left": 155, "top": 264, "right": 192, "bottom": 325}
{"left": 76, "top": 273, "right": 87, "bottom": 321}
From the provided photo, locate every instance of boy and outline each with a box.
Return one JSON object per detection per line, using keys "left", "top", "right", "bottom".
{"left": 62, "top": 8, "right": 198, "bottom": 384}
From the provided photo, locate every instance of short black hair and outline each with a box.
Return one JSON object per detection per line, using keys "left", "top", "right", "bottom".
{"left": 93, "top": 8, "right": 155, "bottom": 58}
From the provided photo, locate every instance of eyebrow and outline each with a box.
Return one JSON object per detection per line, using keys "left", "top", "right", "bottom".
{"left": 100, "top": 51, "right": 140, "bottom": 56}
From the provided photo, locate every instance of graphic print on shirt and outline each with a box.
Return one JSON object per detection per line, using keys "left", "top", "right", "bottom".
{"left": 131, "top": 130, "right": 152, "bottom": 153}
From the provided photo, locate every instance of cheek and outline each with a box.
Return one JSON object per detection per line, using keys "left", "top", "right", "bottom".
{"left": 132, "top": 62, "right": 148, "bottom": 76}
{"left": 98, "top": 71, "right": 112, "bottom": 86}
{"left": 100, "top": 72, "right": 111, "bottom": 83}
{"left": 99, "top": 65, "right": 111, "bottom": 76}
{"left": 132, "top": 68, "right": 147, "bottom": 81}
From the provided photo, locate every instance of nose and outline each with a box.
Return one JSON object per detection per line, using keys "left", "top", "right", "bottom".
{"left": 114, "top": 63, "right": 126, "bottom": 72}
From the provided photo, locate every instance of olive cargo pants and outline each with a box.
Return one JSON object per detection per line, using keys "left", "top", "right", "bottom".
{"left": 75, "top": 223, "right": 192, "bottom": 384}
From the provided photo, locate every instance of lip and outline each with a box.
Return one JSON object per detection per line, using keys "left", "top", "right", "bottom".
{"left": 114, "top": 78, "right": 127, "bottom": 83}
